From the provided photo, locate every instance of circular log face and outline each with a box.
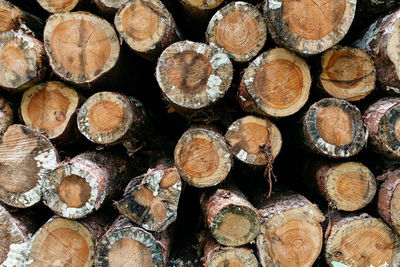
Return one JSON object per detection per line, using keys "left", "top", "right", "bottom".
{"left": 207, "top": 248, "right": 258, "bottom": 267}
{"left": 379, "top": 103, "right": 400, "bottom": 158}
{"left": 37, "top": 0, "right": 80, "bottom": 13}
{"left": 391, "top": 185, "right": 400, "bottom": 234}
{"left": 109, "top": 238, "right": 152, "bottom": 267}
{"left": 320, "top": 47, "right": 376, "bottom": 101}
{"left": 44, "top": 12, "right": 120, "bottom": 84}
{"left": 0, "top": 2, "right": 22, "bottom": 33}
{"left": 57, "top": 174, "right": 91, "bottom": 208}
{"left": 207, "top": 2, "right": 267, "bottom": 62}
{"left": 174, "top": 128, "right": 232, "bottom": 187}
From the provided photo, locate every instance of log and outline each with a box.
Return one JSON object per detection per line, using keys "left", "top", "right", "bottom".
{"left": 0, "top": 30, "right": 46, "bottom": 93}
{"left": 43, "top": 11, "right": 120, "bottom": 86}
{"left": 364, "top": 97, "right": 400, "bottom": 159}
{"left": 117, "top": 164, "right": 182, "bottom": 232}
{"left": 225, "top": 115, "right": 282, "bottom": 166}
{"left": 0, "top": 96, "right": 12, "bottom": 134}
{"left": 201, "top": 187, "right": 261, "bottom": 247}
{"left": 94, "top": 0, "right": 130, "bottom": 17}
{"left": 156, "top": 40, "right": 233, "bottom": 114}
{"left": 42, "top": 151, "right": 127, "bottom": 219}
{"left": 114, "top": 0, "right": 179, "bottom": 61}
{"left": 263, "top": 0, "right": 356, "bottom": 55}
{"left": 178, "top": 0, "right": 225, "bottom": 27}
{"left": 256, "top": 191, "right": 325, "bottom": 267}
{"left": 238, "top": 48, "right": 311, "bottom": 118}
{"left": 0, "top": 204, "right": 37, "bottom": 266}
{"left": 305, "top": 161, "right": 376, "bottom": 211}
{"left": 201, "top": 233, "right": 258, "bottom": 267}
{"left": 206, "top": 1, "right": 267, "bottom": 63}
{"left": 94, "top": 216, "right": 170, "bottom": 266}
{"left": 319, "top": 46, "right": 376, "bottom": 101}
{"left": 174, "top": 127, "right": 232, "bottom": 188}
{"left": 324, "top": 211, "right": 400, "bottom": 267}
{"left": 377, "top": 169, "right": 400, "bottom": 235}
{"left": 36, "top": 0, "right": 87, "bottom": 13}
{"left": 0, "top": 124, "right": 59, "bottom": 208}
{"left": 302, "top": 98, "right": 367, "bottom": 158}
{"left": 354, "top": 8, "right": 400, "bottom": 94}
{"left": 77, "top": 91, "right": 146, "bottom": 155}
{"left": 26, "top": 216, "right": 97, "bottom": 267}
{"left": 20, "top": 81, "right": 82, "bottom": 144}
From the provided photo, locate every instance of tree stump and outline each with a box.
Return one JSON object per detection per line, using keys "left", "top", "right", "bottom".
{"left": 0, "top": 96, "right": 12, "bottom": 134}
{"left": 174, "top": 127, "right": 232, "bottom": 188}
{"left": 0, "top": 124, "right": 59, "bottom": 208}
{"left": 257, "top": 191, "right": 325, "bottom": 267}
{"left": 238, "top": 48, "right": 311, "bottom": 118}
{"left": 302, "top": 98, "right": 367, "bottom": 158}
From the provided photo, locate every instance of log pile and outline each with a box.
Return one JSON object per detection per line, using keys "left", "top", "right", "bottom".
{"left": 0, "top": 0, "right": 400, "bottom": 266}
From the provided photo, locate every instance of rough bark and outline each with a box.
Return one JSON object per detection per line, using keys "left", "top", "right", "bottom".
{"left": 94, "top": 216, "right": 170, "bottom": 267}
{"left": 257, "top": 191, "right": 325, "bottom": 267}
{"left": 42, "top": 151, "right": 127, "bottom": 219}
{"left": 302, "top": 98, "right": 367, "bottom": 158}
{"left": 206, "top": 1, "right": 267, "bottom": 63}
{"left": 0, "top": 95, "right": 12, "bottom": 135}
{"left": 354, "top": 8, "right": 400, "bottom": 94}
{"left": 156, "top": 40, "right": 233, "bottom": 115}
{"left": 0, "top": 124, "right": 59, "bottom": 208}
{"left": 324, "top": 211, "right": 400, "bottom": 267}
{"left": 174, "top": 126, "right": 232, "bottom": 188}
{"left": 238, "top": 48, "right": 311, "bottom": 118}
{"left": 263, "top": 0, "right": 356, "bottom": 55}
{"left": 117, "top": 163, "right": 182, "bottom": 232}
{"left": 364, "top": 97, "right": 400, "bottom": 159}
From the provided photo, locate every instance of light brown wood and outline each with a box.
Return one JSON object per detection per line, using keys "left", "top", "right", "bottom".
{"left": 94, "top": 0, "right": 130, "bottom": 16}
{"left": 43, "top": 12, "right": 120, "bottom": 85}
{"left": 320, "top": 46, "right": 376, "bottom": 101}
{"left": 225, "top": 115, "right": 282, "bottom": 166}
{"left": 174, "top": 127, "right": 232, "bottom": 188}
{"left": 0, "top": 0, "right": 23, "bottom": 33}
{"left": 37, "top": 0, "right": 82, "bottom": 13}
{"left": 206, "top": 2, "right": 267, "bottom": 62}
{"left": 238, "top": 48, "right": 311, "bottom": 117}
{"left": 57, "top": 174, "right": 91, "bottom": 208}
{"left": 109, "top": 238, "right": 152, "bottom": 267}
{"left": 0, "top": 96, "right": 12, "bottom": 134}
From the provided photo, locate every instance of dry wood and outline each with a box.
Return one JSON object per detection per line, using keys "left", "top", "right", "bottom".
{"left": 319, "top": 46, "right": 376, "bottom": 101}
{"left": 0, "top": 124, "right": 58, "bottom": 208}
{"left": 264, "top": 0, "right": 356, "bottom": 55}
{"left": 324, "top": 211, "right": 400, "bottom": 267}
{"left": 306, "top": 161, "right": 376, "bottom": 211}
{"left": 26, "top": 216, "right": 96, "bottom": 267}
{"left": 117, "top": 164, "right": 182, "bottom": 232}
{"left": 206, "top": 1, "right": 267, "bottom": 62}
{"left": 156, "top": 40, "right": 233, "bottom": 114}
{"left": 0, "top": 96, "right": 12, "bottom": 134}
{"left": 36, "top": 0, "right": 87, "bottom": 13}
{"left": 21, "top": 81, "right": 82, "bottom": 144}
{"left": 377, "top": 169, "right": 400, "bottom": 236}
{"left": 225, "top": 115, "right": 282, "bottom": 166}
{"left": 94, "top": 0, "right": 130, "bottom": 17}
{"left": 174, "top": 127, "right": 232, "bottom": 188}
{"left": 354, "top": 8, "right": 400, "bottom": 94}
{"left": 94, "top": 216, "right": 170, "bottom": 267}
{"left": 77, "top": 91, "right": 146, "bottom": 155}
{"left": 43, "top": 11, "right": 120, "bottom": 86}
{"left": 115, "top": 0, "right": 179, "bottom": 61}
{"left": 0, "top": 30, "right": 46, "bottom": 93}
{"left": 302, "top": 98, "right": 367, "bottom": 158}
{"left": 238, "top": 48, "right": 311, "bottom": 117}
{"left": 201, "top": 187, "right": 260, "bottom": 247}
{"left": 179, "top": 0, "right": 225, "bottom": 26}
{"left": 257, "top": 191, "right": 325, "bottom": 267}
{"left": 364, "top": 97, "right": 400, "bottom": 159}
{"left": 42, "top": 151, "right": 127, "bottom": 219}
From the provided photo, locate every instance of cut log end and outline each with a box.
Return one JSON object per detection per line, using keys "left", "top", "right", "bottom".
{"left": 239, "top": 48, "right": 311, "bottom": 117}
{"left": 37, "top": 0, "right": 80, "bottom": 13}
{"left": 21, "top": 81, "right": 80, "bottom": 140}
{"left": 303, "top": 98, "right": 366, "bottom": 158}
{"left": 77, "top": 92, "right": 135, "bottom": 145}
{"left": 95, "top": 0, "right": 130, "bottom": 15}
{"left": 325, "top": 214, "right": 400, "bottom": 267}
{"left": 0, "top": 0, "right": 23, "bottom": 33}
{"left": 44, "top": 12, "right": 119, "bottom": 84}
{"left": 205, "top": 247, "right": 258, "bottom": 267}
{"left": 0, "top": 31, "right": 45, "bottom": 91}
{"left": 0, "top": 124, "right": 58, "bottom": 208}
{"left": 320, "top": 46, "right": 376, "bottom": 101}
{"left": 27, "top": 217, "right": 95, "bottom": 267}
{"left": 265, "top": 0, "right": 356, "bottom": 55}
{"left": 180, "top": 0, "right": 224, "bottom": 10}
{"left": 0, "top": 97, "right": 12, "bottom": 134}
{"left": 156, "top": 41, "right": 232, "bottom": 112}
{"left": 175, "top": 128, "right": 232, "bottom": 188}
{"left": 206, "top": 2, "right": 266, "bottom": 62}
{"left": 225, "top": 115, "right": 282, "bottom": 166}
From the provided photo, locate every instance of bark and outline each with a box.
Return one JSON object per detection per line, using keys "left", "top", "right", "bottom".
{"left": 355, "top": 0, "right": 400, "bottom": 31}
{"left": 94, "top": 0, "right": 130, "bottom": 18}
{"left": 0, "top": 96, "right": 12, "bottom": 134}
